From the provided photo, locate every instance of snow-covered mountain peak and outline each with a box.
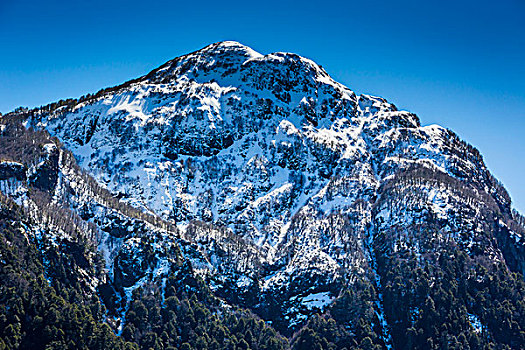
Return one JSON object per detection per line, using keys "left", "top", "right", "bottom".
{"left": 142, "top": 40, "right": 262, "bottom": 84}
{"left": 24, "top": 42, "right": 521, "bottom": 292}
{"left": 27, "top": 42, "right": 501, "bottom": 230}
{"left": 4, "top": 42, "right": 524, "bottom": 343}
{"left": 201, "top": 40, "right": 263, "bottom": 58}
{"left": 135, "top": 42, "right": 355, "bottom": 106}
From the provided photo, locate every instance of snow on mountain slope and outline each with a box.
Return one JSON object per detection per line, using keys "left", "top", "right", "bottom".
{"left": 24, "top": 41, "right": 524, "bottom": 330}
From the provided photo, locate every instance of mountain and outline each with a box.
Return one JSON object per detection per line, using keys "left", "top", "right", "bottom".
{"left": 1, "top": 41, "right": 524, "bottom": 349}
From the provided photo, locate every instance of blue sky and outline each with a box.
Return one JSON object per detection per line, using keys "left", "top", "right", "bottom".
{"left": 1, "top": 0, "right": 524, "bottom": 212}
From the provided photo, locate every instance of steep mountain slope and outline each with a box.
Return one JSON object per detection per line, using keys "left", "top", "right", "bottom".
{"left": 0, "top": 117, "right": 289, "bottom": 350}
{"left": 1, "top": 41, "right": 524, "bottom": 349}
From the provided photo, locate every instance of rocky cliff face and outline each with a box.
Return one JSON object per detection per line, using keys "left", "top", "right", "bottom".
{"left": 2, "top": 41, "right": 524, "bottom": 349}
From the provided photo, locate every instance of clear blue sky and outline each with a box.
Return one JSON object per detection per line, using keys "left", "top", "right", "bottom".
{"left": 1, "top": 0, "right": 524, "bottom": 212}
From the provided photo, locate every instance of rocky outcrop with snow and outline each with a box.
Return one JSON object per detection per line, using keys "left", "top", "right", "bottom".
{"left": 17, "top": 41, "right": 525, "bottom": 336}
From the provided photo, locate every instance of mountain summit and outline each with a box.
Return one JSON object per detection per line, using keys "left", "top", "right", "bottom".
{"left": 1, "top": 42, "right": 524, "bottom": 349}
